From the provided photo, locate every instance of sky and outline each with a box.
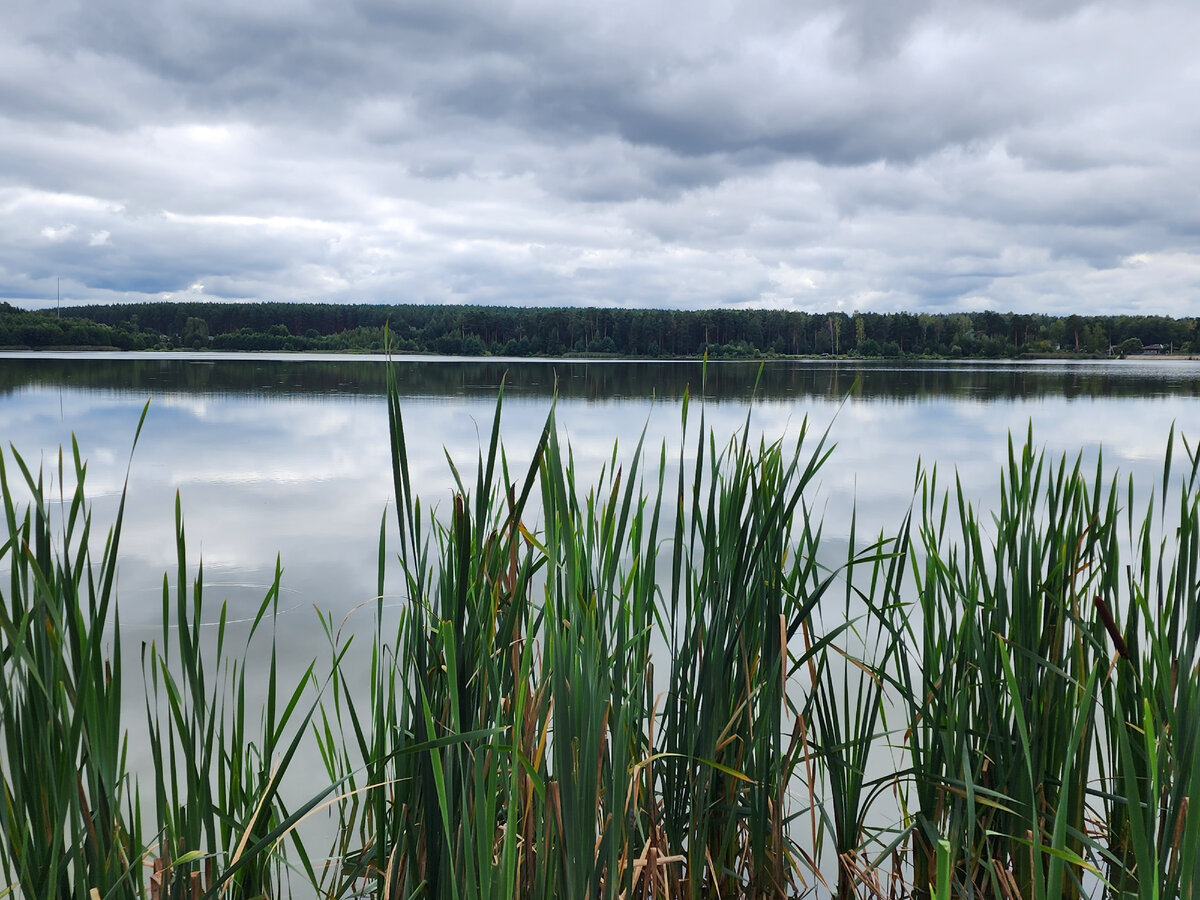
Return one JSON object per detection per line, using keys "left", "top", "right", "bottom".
{"left": 3, "top": 0, "right": 1198, "bottom": 316}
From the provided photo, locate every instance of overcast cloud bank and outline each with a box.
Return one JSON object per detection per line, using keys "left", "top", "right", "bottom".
{"left": 3, "top": 0, "right": 1198, "bottom": 314}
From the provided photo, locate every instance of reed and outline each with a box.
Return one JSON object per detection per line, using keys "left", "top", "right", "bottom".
{"left": 1097, "top": 429, "right": 1200, "bottom": 900}
{"left": 809, "top": 506, "right": 911, "bottom": 900}
{"left": 140, "top": 495, "right": 320, "bottom": 899}
{"left": 1, "top": 417, "right": 146, "bottom": 900}
{"left": 1, "top": 367, "right": 1197, "bottom": 900}
{"left": 880, "top": 428, "right": 1199, "bottom": 900}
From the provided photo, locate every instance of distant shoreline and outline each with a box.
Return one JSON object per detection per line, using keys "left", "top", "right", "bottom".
{"left": 3, "top": 300, "right": 1196, "bottom": 360}
{"left": 2, "top": 345, "right": 1197, "bottom": 364}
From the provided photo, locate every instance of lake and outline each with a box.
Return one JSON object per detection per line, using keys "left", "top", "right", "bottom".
{"left": 2, "top": 352, "right": 1198, "bottom": 642}
{"left": 3, "top": 351, "right": 1199, "bottom": 895}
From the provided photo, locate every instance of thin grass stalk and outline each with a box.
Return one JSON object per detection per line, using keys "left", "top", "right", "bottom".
{"left": 657, "top": 385, "right": 840, "bottom": 897}
{"left": 888, "top": 428, "right": 1128, "bottom": 899}
{"left": 537, "top": 421, "right": 660, "bottom": 900}
{"left": 809, "top": 504, "right": 911, "bottom": 900}
{"left": 141, "top": 489, "right": 321, "bottom": 899}
{"left": 0, "top": 410, "right": 147, "bottom": 900}
{"left": 1100, "top": 430, "right": 1200, "bottom": 900}
{"left": 323, "top": 369, "right": 550, "bottom": 900}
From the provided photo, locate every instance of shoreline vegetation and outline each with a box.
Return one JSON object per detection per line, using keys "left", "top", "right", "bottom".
{"left": 2, "top": 365, "right": 1198, "bottom": 899}
{"left": 1, "top": 299, "right": 1198, "bottom": 360}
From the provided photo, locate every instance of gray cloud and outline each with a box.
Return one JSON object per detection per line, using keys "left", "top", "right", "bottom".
{"left": 1, "top": 0, "right": 1198, "bottom": 314}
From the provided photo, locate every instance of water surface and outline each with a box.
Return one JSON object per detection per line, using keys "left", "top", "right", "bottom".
{"left": 2, "top": 352, "right": 1197, "bottom": 638}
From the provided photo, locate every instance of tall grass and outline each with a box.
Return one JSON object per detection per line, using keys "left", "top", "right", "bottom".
{"left": 888, "top": 433, "right": 1119, "bottom": 898}
{"left": 885, "top": 428, "right": 1200, "bottom": 900}
{"left": 1, "top": 368, "right": 1197, "bottom": 900}
{"left": 141, "top": 496, "right": 321, "bottom": 899}
{"left": 0, "top": 418, "right": 146, "bottom": 900}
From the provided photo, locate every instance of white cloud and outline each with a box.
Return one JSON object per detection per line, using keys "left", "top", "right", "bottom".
{"left": 1, "top": 0, "right": 1198, "bottom": 314}
{"left": 41, "top": 224, "right": 77, "bottom": 241}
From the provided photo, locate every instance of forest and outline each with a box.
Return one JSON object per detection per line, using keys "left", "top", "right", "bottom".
{"left": 1, "top": 299, "right": 1196, "bottom": 358}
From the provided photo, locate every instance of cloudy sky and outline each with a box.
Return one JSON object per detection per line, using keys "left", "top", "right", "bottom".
{"left": 3, "top": 0, "right": 1198, "bottom": 315}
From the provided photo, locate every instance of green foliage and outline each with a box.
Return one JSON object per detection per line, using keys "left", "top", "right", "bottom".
{"left": 181, "top": 316, "right": 210, "bottom": 347}
{"left": 0, "top": 305, "right": 158, "bottom": 350}
{"left": 1118, "top": 336, "right": 1143, "bottom": 357}
{"left": 0, "top": 411, "right": 148, "bottom": 899}
{"left": 7, "top": 299, "right": 1198, "bottom": 359}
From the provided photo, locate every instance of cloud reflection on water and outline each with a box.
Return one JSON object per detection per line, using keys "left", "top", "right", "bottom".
{"left": 0, "top": 355, "right": 1196, "bottom": 634}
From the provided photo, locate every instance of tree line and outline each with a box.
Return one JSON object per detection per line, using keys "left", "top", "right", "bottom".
{"left": 2, "top": 299, "right": 1196, "bottom": 358}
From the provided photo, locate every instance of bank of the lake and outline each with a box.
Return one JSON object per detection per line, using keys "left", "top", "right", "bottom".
{"left": 5, "top": 300, "right": 1198, "bottom": 360}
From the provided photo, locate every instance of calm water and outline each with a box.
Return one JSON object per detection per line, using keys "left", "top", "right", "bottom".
{"left": 3, "top": 351, "right": 1198, "bottom": 885}
{"left": 3, "top": 351, "right": 1199, "bottom": 645}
